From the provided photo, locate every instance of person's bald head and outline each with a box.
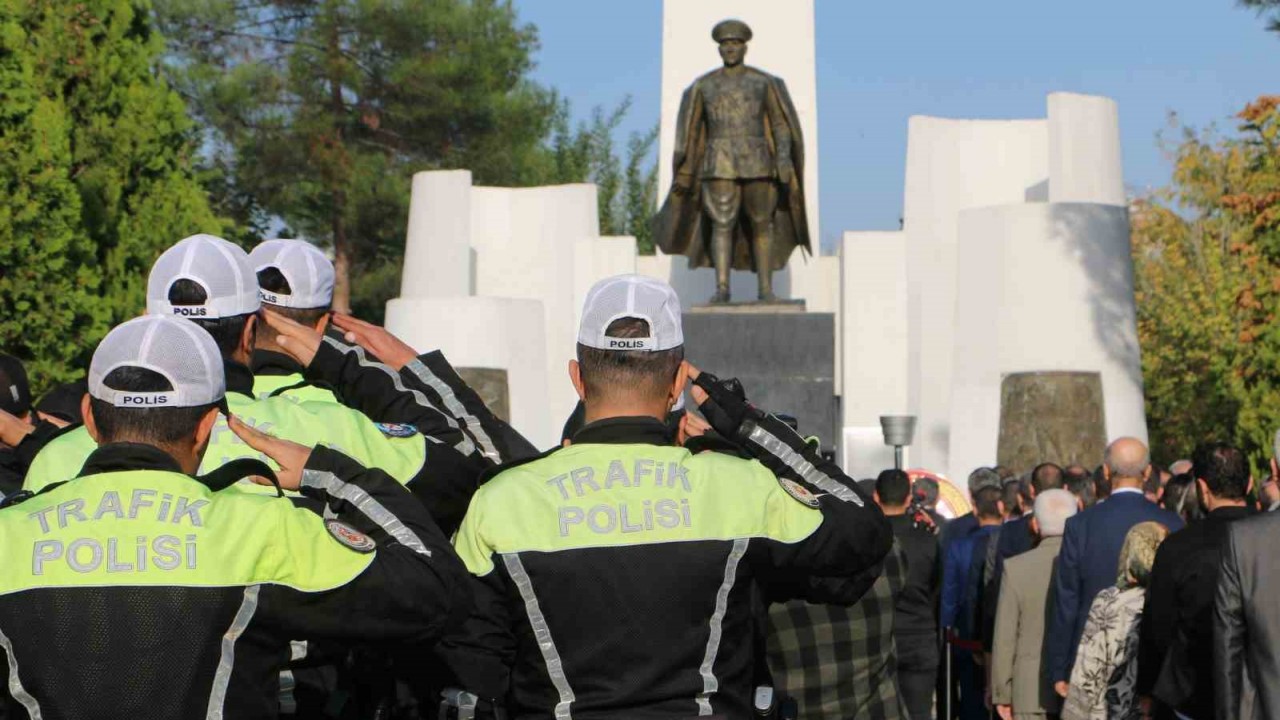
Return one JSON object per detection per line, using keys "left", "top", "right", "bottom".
{"left": 1104, "top": 437, "right": 1151, "bottom": 489}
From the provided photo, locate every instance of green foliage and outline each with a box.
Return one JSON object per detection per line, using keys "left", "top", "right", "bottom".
{"left": 1134, "top": 97, "right": 1280, "bottom": 470}
{"left": 0, "top": 0, "right": 220, "bottom": 391}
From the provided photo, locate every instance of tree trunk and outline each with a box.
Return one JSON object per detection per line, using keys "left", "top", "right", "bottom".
{"left": 326, "top": 11, "right": 351, "bottom": 313}
{"left": 331, "top": 191, "right": 351, "bottom": 313}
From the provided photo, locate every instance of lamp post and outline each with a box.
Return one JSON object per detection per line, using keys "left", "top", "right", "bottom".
{"left": 879, "top": 415, "right": 917, "bottom": 470}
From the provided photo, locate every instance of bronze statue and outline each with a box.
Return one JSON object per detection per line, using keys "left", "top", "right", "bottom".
{"left": 655, "top": 18, "right": 811, "bottom": 303}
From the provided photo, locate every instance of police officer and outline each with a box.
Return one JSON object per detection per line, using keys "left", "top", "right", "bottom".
{"left": 26, "top": 234, "right": 511, "bottom": 533}
{"left": 248, "top": 238, "right": 342, "bottom": 404}
{"left": 0, "top": 315, "right": 470, "bottom": 719}
{"left": 439, "top": 275, "right": 892, "bottom": 718}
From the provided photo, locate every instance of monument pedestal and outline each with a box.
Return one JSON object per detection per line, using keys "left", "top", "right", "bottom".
{"left": 682, "top": 306, "right": 836, "bottom": 448}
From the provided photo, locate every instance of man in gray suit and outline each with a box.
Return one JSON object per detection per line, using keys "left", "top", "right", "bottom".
{"left": 1215, "top": 506, "right": 1280, "bottom": 719}
{"left": 992, "top": 489, "right": 1078, "bottom": 719}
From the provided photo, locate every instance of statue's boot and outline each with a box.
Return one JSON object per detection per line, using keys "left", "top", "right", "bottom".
{"left": 754, "top": 229, "right": 777, "bottom": 302}
{"left": 711, "top": 228, "right": 733, "bottom": 303}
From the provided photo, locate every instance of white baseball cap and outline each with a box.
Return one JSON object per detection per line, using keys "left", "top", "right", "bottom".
{"left": 146, "top": 234, "right": 261, "bottom": 319}
{"left": 89, "top": 315, "right": 226, "bottom": 408}
{"left": 249, "top": 238, "right": 335, "bottom": 309}
{"left": 578, "top": 275, "right": 684, "bottom": 351}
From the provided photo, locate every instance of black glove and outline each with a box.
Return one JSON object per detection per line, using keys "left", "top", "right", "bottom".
{"left": 692, "top": 371, "right": 759, "bottom": 442}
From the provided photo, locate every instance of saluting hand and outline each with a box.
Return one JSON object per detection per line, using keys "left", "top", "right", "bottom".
{"left": 331, "top": 313, "right": 418, "bottom": 371}
{"left": 0, "top": 408, "right": 34, "bottom": 448}
{"left": 261, "top": 311, "right": 323, "bottom": 367}
{"left": 228, "top": 415, "right": 311, "bottom": 491}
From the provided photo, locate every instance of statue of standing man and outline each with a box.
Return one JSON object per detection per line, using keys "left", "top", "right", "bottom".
{"left": 655, "top": 19, "right": 811, "bottom": 303}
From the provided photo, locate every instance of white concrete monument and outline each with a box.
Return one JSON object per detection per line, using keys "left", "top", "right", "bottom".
{"left": 384, "top": 4, "right": 1145, "bottom": 483}
{"left": 839, "top": 92, "right": 1146, "bottom": 480}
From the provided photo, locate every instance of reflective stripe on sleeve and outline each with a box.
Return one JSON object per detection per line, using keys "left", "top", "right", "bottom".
{"left": 695, "top": 538, "right": 748, "bottom": 716}
{"left": 504, "top": 553, "right": 575, "bottom": 719}
{"left": 206, "top": 584, "right": 260, "bottom": 720}
{"left": 745, "top": 423, "right": 862, "bottom": 505}
{"left": 0, "top": 625, "right": 42, "bottom": 719}
{"left": 404, "top": 357, "right": 500, "bottom": 462}
{"left": 321, "top": 337, "right": 477, "bottom": 458}
{"left": 301, "top": 469, "right": 431, "bottom": 557}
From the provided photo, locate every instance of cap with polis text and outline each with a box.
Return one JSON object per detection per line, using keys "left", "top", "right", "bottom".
{"left": 0, "top": 354, "right": 31, "bottom": 417}
{"left": 578, "top": 275, "right": 683, "bottom": 352}
{"left": 89, "top": 316, "right": 225, "bottom": 408}
{"left": 249, "top": 238, "right": 335, "bottom": 309}
{"left": 147, "top": 234, "right": 260, "bottom": 319}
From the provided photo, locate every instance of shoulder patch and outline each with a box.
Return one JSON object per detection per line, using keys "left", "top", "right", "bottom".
{"left": 779, "top": 478, "right": 820, "bottom": 508}
{"left": 325, "top": 519, "right": 376, "bottom": 553}
{"left": 375, "top": 422, "right": 418, "bottom": 438}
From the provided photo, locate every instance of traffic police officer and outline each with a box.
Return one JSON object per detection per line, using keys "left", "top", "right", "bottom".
{"left": 25, "top": 234, "right": 509, "bottom": 534}
{"left": 440, "top": 275, "right": 892, "bottom": 718}
{"left": 0, "top": 315, "right": 469, "bottom": 718}
{"left": 248, "top": 238, "right": 342, "bottom": 404}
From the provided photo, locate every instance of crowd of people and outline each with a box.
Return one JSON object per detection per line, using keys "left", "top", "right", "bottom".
{"left": 0, "top": 232, "right": 1277, "bottom": 720}
{"left": 816, "top": 442, "right": 1278, "bottom": 720}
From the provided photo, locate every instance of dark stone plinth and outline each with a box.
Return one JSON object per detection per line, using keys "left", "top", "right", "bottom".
{"left": 456, "top": 368, "right": 510, "bottom": 423}
{"left": 997, "top": 371, "right": 1106, "bottom": 474}
{"left": 681, "top": 311, "right": 836, "bottom": 448}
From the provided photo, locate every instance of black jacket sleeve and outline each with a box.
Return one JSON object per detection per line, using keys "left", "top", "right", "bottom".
{"left": 693, "top": 372, "right": 893, "bottom": 599}
{"left": 1213, "top": 524, "right": 1246, "bottom": 720}
{"left": 257, "top": 446, "right": 473, "bottom": 645}
{"left": 306, "top": 337, "right": 537, "bottom": 465}
{"left": 1137, "top": 541, "right": 1178, "bottom": 697}
{"left": 401, "top": 351, "right": 540, "bottom": 463}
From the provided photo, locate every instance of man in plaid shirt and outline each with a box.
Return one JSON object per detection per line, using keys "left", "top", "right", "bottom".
{"left": 766, "top": 539, "right": 912, "bottom": 719}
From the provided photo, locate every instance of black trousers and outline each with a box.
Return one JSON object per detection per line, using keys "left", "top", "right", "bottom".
{"left": 897, "top": 631, "right": 939, "bottom": 720}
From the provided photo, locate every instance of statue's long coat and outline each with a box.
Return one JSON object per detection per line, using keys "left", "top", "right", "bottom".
{"left": 653, "top": 67, "right": 812, "bottom": 272}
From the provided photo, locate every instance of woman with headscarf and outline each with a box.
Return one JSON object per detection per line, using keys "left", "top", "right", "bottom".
{"left": 1062, "top": 521, "right": 1170, "bottom": 720}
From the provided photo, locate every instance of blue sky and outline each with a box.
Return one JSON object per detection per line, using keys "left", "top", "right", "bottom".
{"left": 514, "top": 0, "right": 1278, "bottom": 251}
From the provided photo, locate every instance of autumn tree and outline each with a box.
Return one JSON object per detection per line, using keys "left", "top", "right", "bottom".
{"left": 1134, "top": 97, "right": 1280, "bottom": 469}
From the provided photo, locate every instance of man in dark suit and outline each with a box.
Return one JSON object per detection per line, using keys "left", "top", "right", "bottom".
{"left": 939, "top": 467, "right": 1003, "bottom": 551}
{"left": 875, "top": 468, "right": 940, "bottom": 720}
{"left": 1138, "top": 442, "right": 1251, "bottom": 720}
{"left": 1046, "top": 437, "right": 1184, "bottom": 699}
{"left": 1216, "top": 504, "right": 1280, "bottom": 719}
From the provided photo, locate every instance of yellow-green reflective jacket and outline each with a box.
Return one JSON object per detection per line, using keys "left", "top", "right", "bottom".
{"left": 443, "top": 416, "right": 892, "bottom": 719}
{"left": 0, "top": 443, "right": 466, "bottom": 719}
{"left": 253, "top": 372, "right": 340, "bottom": 404}
{"left": 24, "top": 391, "right": 425, "bottom": 495}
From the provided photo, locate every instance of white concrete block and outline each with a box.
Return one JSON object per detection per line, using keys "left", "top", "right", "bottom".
{"left": 841, "top": 231, "right": 909, "bottom": 428}
{"left": 1048, "top": 93, "right": 1125, "bottom": 206}
{"left": 385, "top": 296, "right": 554, "bottom": 450}
{"left": 948, "top": 202, "right": 1145, "bottom": 478}
{"left": 402, "top": 171, "right": 473, "bottom": 299}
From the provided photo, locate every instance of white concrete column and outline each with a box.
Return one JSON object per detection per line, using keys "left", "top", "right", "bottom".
{"left": 401, "top": 170, "right": 473, "bottom": 299}
{"left": 840, "top": 231, "right": 908, "bottom": 428}
{"left": 1048, "top": 93, "right": 1125, "bottom": 206}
